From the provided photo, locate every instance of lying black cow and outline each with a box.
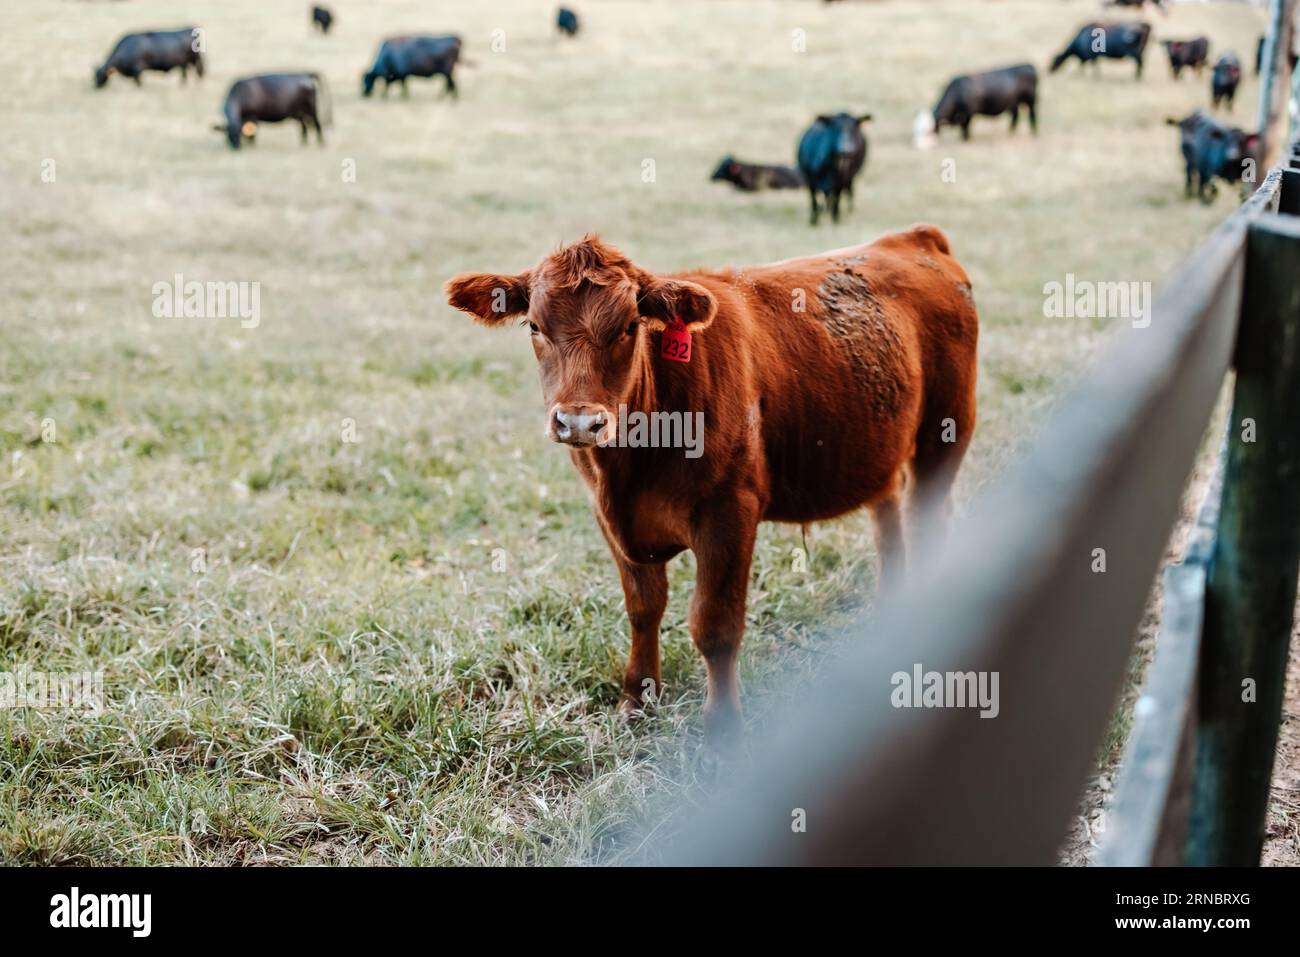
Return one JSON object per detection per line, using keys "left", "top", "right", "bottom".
{"left": 710, "top": 156, "right": 804, "bottom": 192}
{"left": 918, "top": 63, "right": 1037, "bottom": 142}
{"left": 95, "top": 28, "right": 203, "bottom": 88}
{"left": 1212, "top": 53, "right": 1242, "bottom": 110}
{"left": 557, "top": 7, "right": 579, "bottom": 37}
{"left": 1164, "top": 37, "right": 1209, "bottom": 79}
{"left": 1167, "top": 111, "right": 1260, "bottom": 203}
{"left": 1050, "top": 21, "right": 1151, "bottom": 78}
{"left": 363, "top": 36, "right": 462, "bottom": 98}
{"left": 312, "top": 6, "right": 333, "bottom": 34}
{"left": 796, "top": 112, "right": 870, "bottom": 225}
{"left": 213, "top": 73, "right": 331, "bottom": 150}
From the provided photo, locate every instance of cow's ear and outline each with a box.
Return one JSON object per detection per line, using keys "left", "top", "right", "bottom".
{"left": 1165, "top": 117, "right": 1180, "bottom": 126}
{"left": 637, "top": 277, "right": 717, "bottom": 333}
{"left": 815, "top": 114, "right": 833, "bottom": 125}
{"left": 856, "top": 113, "right": 873, "bottom": 124}
{"left": 445, "top": 272, "right": 531, "bottom": 326}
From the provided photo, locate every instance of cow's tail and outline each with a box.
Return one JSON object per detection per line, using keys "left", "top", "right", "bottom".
{"left": 311, "top": 72, "right": 333, "bottom": 127}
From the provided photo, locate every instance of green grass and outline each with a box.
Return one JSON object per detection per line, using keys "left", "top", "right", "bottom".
{"left": 0, "top": 0, "right": 1267, "bottom": 864}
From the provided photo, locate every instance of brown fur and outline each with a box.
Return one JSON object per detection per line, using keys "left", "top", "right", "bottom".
{"left": 445, "top": 225, "right": 978, "bottom": 740}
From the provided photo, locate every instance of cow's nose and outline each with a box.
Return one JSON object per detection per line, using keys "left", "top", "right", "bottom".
{"left": 552, "top": 407, "right": 610, "bottom": 446}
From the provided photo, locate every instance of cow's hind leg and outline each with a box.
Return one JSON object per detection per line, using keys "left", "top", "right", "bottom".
{"left": 808, "top": 186, "right": 820, "bottom": 225}
{"left": 1027, "top": 95, "right": 1038, "bottom": 133}
{"left": 299, "top": 118, "right": 310, "bottom": 144}
{"left": 869, "top": 479, "right": 907, "bottom": 590}
{"left": 444, "top": 72, "right": 458, "bottom": 99}
{"left": 1009, "top": 105, "right": 1019, "bottom": 132}
{"left": 909, "top": 366, "right": 976, "bottom": 554}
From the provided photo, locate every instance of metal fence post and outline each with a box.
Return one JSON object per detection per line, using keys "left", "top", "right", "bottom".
{"left": 1186, "top": 215, "right": 1300, "bottom": 865}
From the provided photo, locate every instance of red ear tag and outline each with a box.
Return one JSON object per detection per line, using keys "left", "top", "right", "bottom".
{"left": 660, "top": 317, "right": 692, "bottom": 363}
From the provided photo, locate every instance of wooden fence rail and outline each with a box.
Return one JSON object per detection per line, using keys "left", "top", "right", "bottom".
{"left": 659, "top": 92, "right": 1300, "bottom": 868}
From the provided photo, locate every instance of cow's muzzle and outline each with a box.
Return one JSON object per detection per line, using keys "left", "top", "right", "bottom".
{"left": 549, "top": 405, "right": 611, "bottom": 447}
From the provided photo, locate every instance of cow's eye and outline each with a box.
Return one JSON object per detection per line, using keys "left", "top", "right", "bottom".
{"left": 528, "top": 322, "right": 539, "bottom": 333}
{"left": 625, "top": 322, "right": 638, "bottom": 338}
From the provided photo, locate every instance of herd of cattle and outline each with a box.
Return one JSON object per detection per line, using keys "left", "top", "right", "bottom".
{"left": 92, "top": 6, "right": 580, "bottom": 151}
{"left": 90, "top": 6, "right": 1279, "bottom": 211}
{"left": 712, "top": 14, "right": 1284, "bottom": 217}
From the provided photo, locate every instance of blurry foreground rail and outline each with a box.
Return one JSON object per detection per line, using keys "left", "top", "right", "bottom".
{"left": 660, "top": 44, "right": 1300, "bottom": 868}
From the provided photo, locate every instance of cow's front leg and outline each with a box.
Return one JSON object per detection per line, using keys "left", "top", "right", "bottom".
{"left": 689, "top": 494, "right": 760, "bottom": 743}
{"left": 615, "top": 558, "right": 668, "bottom": 713}
{"left": 597, "top": 519, "right": 668, "bottom": 712}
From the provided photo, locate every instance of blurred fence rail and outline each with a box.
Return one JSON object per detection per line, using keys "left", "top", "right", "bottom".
{"left": 660, "top": 9, "right": 1300, "bottom": 867}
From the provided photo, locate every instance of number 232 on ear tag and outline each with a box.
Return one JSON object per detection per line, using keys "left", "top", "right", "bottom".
{"left": 660, "top": 318, "right": 692, "bottom": 363}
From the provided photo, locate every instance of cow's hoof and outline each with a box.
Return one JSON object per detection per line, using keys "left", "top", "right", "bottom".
{"left": 702, "top": 700, "right": 744, "bottom": 750}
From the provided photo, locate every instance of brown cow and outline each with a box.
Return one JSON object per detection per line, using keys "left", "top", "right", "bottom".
{"left": 445, "top": 225, "right": 978, "bottom": 740}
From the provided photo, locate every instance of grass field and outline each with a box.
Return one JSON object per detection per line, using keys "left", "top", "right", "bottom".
{"left": 0, "top": 0, "right": 1269, "bottom": 864}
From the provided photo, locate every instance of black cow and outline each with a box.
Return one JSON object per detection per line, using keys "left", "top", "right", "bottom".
{"left": 95, "top": 28, "right": 203, "bottom": 88}
{"left": 1106, "top": 0, "right": 1166, "bottom": 13}
{"left": 1167, "top": 111, "right": 1260, "bottom": 203}
{"left": 312, "top": 6, "right": 333, "bottom": 34}
{"left": 362, "top": 36, "right": 462, "bottom": 98}
{"left": 710, "top": 156, "right": 804, "bottom": 191}
{"left": 1050, "top": 21, "right": 1151, "bottom": 78}
{"left": 213, "top": 73, "right": 331, "bottom": 150}
{"left": 557, "top": 8, "right": 579, "bottom": 37}
{"left": 1163, "top": 37, "right": 1209, "bottom": 79}
{"left": 796, "top": 112, "right": 870, "bottom": 225}
{"left": 920, "top": 63, "right": 1037, "bottom": 142}
{"left": 1212, "top": 53, "right": 1242, "bottom": 110}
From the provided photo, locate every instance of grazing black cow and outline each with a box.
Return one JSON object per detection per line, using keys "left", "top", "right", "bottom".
{"left": 312, "top": 6, "right": 333, "bottom": 34}
{"left": 1212, "top": 53, "right": 1242, "bottom": 110}
{"left": 1167, "top": 111, "right": 1260, "bottom": 203}
{"left": 1050, "top": 21, "right": 1151, "bottom": 78}
{"left": 796, "top": 112, "right": 870, "bottom": 225}
{"left": 362, "top": 36, "right": 462, "bottom": 98}
{"left": 1163, "top": 37, "right": 1209, "bottom": 79}
{"left": 213, "top": 73, "right": 331, "bottom": 150}
{"left": 95, "top": 28, "right": 203, "bottom": 88}
{"left": 710, "top": 156, "right": 804, "bottom": 191}
{"left": 918, "top": 63, "right": 1037, "bottom": 142}
{"left": 557, "top": 7, "right": 579, "bottom": 37}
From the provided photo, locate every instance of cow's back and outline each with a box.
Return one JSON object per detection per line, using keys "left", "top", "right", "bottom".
{"left": 678, "top": 225, "right": 977, "bottom": 521}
